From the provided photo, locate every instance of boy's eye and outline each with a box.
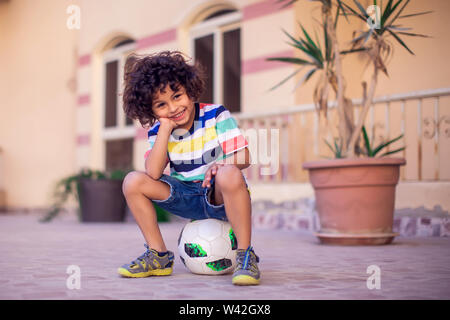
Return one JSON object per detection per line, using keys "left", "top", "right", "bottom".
{"left": 174, "top": 94, "right": 181, "bottom": 99}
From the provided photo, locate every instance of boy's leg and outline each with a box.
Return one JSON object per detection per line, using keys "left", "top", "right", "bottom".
{"left": 122, "top": 171, "right": 170, "bottom": 252}
{"left": 212, "top": 165, "right": 251, "bottom": 250}
{"left": 211, "top": 166, "right": 260, "bottom": 285}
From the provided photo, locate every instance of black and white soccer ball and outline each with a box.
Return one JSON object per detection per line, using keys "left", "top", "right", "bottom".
{"left": 177, "top": 219, "right": 238, "bottom": 275}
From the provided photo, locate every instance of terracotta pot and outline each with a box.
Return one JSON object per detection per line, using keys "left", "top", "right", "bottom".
{"left": 303, "top": 157, "right": 406, "bottom": 245}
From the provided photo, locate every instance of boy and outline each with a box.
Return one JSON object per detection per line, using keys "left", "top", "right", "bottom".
{"left": 119, "top": 51, "right": 260, "bottom": 285}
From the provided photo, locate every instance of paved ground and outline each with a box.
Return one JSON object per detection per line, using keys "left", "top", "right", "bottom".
{"left": 0, "top": 212, "right": 449, "bottom": 300}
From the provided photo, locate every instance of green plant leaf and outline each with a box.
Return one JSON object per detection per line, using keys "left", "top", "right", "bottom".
{"left": 340, "top": 47, "right": 369, "bottom": 55}
{"left": 380, "top": 0, "right": 396, "bottom": 28}
{"left": 334, "top": 138, "right": 343, "bottom": 158}
{"left": 299, "top": 23, "right": 321, "bottom": 54}
{"left": 266, "top": 57, "right": 313, "bottom": 66}
{"left": 294, "top": 68, "right": 317, "bottom": 89}
{"left": 109, "top": 169, "right": 129, "bottom": 180}
{"left": 385, "top": 0, "right": 410, "bottom": 28}
{"left": 334, "top": 3, "right": 341, "bottom": 28}
{"left": 387, "top": 28, "right": 414, "bottom": 54}
{"left": 362, "top": 126, "right": 373, "bottom": 156}
{"left": 324, "top": 138, "right": 335, "bottom": 153}
{"left": 379, "top": 146, "right": 405, "bottom": 157}
{"left": 340, "top": 1, "right": 367, "bottom": 21}
{"left": 299, "top": 42, "right": 323, "bottom": 67}
{"left": 281, "top": 28, "right": 322, "bottom": 66}
{"left": 372, "top": 133, "right": 404, "bottom": 156}
{"left": 268, "top": 67, "right": 305, "bottom": 91}
{"left": 396, "top": 31, "right": 430, "bottom": 38}
{"left": 335, "top": 0, "right": 349, "bottom": 25}
{"left": 388, "top": 25, "right": 412, "bottom": 31}
{"left": 324, "top": 138, "right": 343, "bottom": 159}
{"left": 398, "top": 11, "right": 433, "bottom": 19}
{"left": 314, "top": 28, "right": 322, "bottom": 54}
{"left": 296, "top": 23, "right": 325, "bottom": 66}
{"left": 353, "top": 0, "right": 370, "bottom": 19}
{"left": 282, "top": 28, "right": 303, "bottom": 49}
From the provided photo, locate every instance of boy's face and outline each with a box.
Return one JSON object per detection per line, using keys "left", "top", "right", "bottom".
{"left": 152, "top": 84, "right": 195, "bottom": 131}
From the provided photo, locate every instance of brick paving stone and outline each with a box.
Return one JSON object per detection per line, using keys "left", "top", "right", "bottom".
{"left": 0, "top": 213, "right": 449, "bottom": 300}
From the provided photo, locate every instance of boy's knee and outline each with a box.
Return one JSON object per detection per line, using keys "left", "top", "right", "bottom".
{"left": 122, "top": 171, "right": 148, "bottom": 195}
{"left": 215, "top": 165, "right": 245, "bottom": 191}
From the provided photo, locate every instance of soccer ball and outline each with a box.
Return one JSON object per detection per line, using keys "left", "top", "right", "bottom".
{"left": 177, "top": 219, "right": 238, "bottom": 275}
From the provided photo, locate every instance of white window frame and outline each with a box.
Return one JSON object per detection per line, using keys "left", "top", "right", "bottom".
{"left": 189, "top": 11, "right": 241, "bottom": 107}
{"left": 101, "top": 41, "right": 136, "bottom": 141}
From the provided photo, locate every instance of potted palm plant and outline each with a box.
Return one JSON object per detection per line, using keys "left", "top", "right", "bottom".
{"left": 269, "top": 0, "right": 430, "bottom": 244}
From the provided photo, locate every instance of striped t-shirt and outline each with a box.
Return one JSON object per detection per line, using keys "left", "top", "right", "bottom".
{"left": 144, "top": 103, "right": 248, "bottom": 181}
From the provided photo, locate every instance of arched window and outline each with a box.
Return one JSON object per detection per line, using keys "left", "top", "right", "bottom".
{"left": 102, "top": 38, "right": 136, "bottom": 171}
{"left": 190, "top": 9, "right": 241, "bottom": 113}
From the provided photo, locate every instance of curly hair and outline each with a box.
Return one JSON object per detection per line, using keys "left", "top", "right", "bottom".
{"left": 122, "top": 51, "right": 206, "bottom": 128}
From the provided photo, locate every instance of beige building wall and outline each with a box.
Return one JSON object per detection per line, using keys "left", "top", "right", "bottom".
{"left": 241, "top": 5, "right": 296, "bottom": 113}
{"left": 0, "top": 0, "right": 78, "bottom": 209}
{"left": 1, "top": 0, "right": 449, "bottom": 211}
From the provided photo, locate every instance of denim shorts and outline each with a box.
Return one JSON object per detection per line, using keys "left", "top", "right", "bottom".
{"left": 151, "top": 173, "right": 250, "bottom": 221}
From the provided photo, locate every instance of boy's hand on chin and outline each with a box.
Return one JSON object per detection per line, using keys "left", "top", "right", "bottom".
{"left": 158, "top": 117, "right": 178, "bottom": 131}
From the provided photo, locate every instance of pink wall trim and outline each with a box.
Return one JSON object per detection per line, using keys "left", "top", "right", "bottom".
{"left": 77, "top": 28, "right": 176, "bottom": 68}
{"left": 137, "top": 28, "right": 177, "bottom": 50}
{"left": 78, "top": 54, "right": 91, "bottom": 67}
{"left": 243, "top": 0, "right": 293, "bottom": 21}
{"left": 76, "top": 134, "right": 90, "bottom": 146}
{"left": 77, "top": 94, "right": 90, "bottom": 106}
{"left": 242, "top": 49, "right": 294, "bottom": 74}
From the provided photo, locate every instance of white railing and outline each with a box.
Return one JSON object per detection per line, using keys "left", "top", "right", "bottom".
{"left": 235, "top": 88, "right": 450, "bottom": 183}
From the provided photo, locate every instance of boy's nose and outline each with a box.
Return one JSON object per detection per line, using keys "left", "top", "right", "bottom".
{"left": 168, "top": 103, "right": 180, "bottom": 115}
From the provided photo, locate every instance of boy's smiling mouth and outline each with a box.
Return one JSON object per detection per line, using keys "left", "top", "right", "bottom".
{"left": 170, "top": 109, "right": 186, "bottom": 121}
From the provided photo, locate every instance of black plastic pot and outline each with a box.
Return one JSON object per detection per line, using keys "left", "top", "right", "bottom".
{"left": 78, "top": 178, "right": 126, "bottom": 222}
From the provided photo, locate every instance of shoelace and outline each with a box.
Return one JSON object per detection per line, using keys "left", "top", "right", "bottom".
{"left": 132, "top": 244, "right": 152, "bottom": 265}
{"left": 242, "top": 246, "right": 260, "bottom": 270}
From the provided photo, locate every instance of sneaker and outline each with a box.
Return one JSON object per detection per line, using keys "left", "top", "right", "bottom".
{"left": 232, "top": 246, "right": 260, "bottom": 285}
{"left": 118, "top": 244, "right": 174, "bottom": 278}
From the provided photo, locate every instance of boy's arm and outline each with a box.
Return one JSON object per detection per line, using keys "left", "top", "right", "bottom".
{"left": 202, "top": 105, "right": 250, "bottom": 188}
{"left": 214, "top": 105, "right": 249, "bottom": 170}
{"left": 216, "top": 147, "right": 251, "bottom": 170}
{"left": 145, "top": 121, "right": 173, "bottom": 180}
